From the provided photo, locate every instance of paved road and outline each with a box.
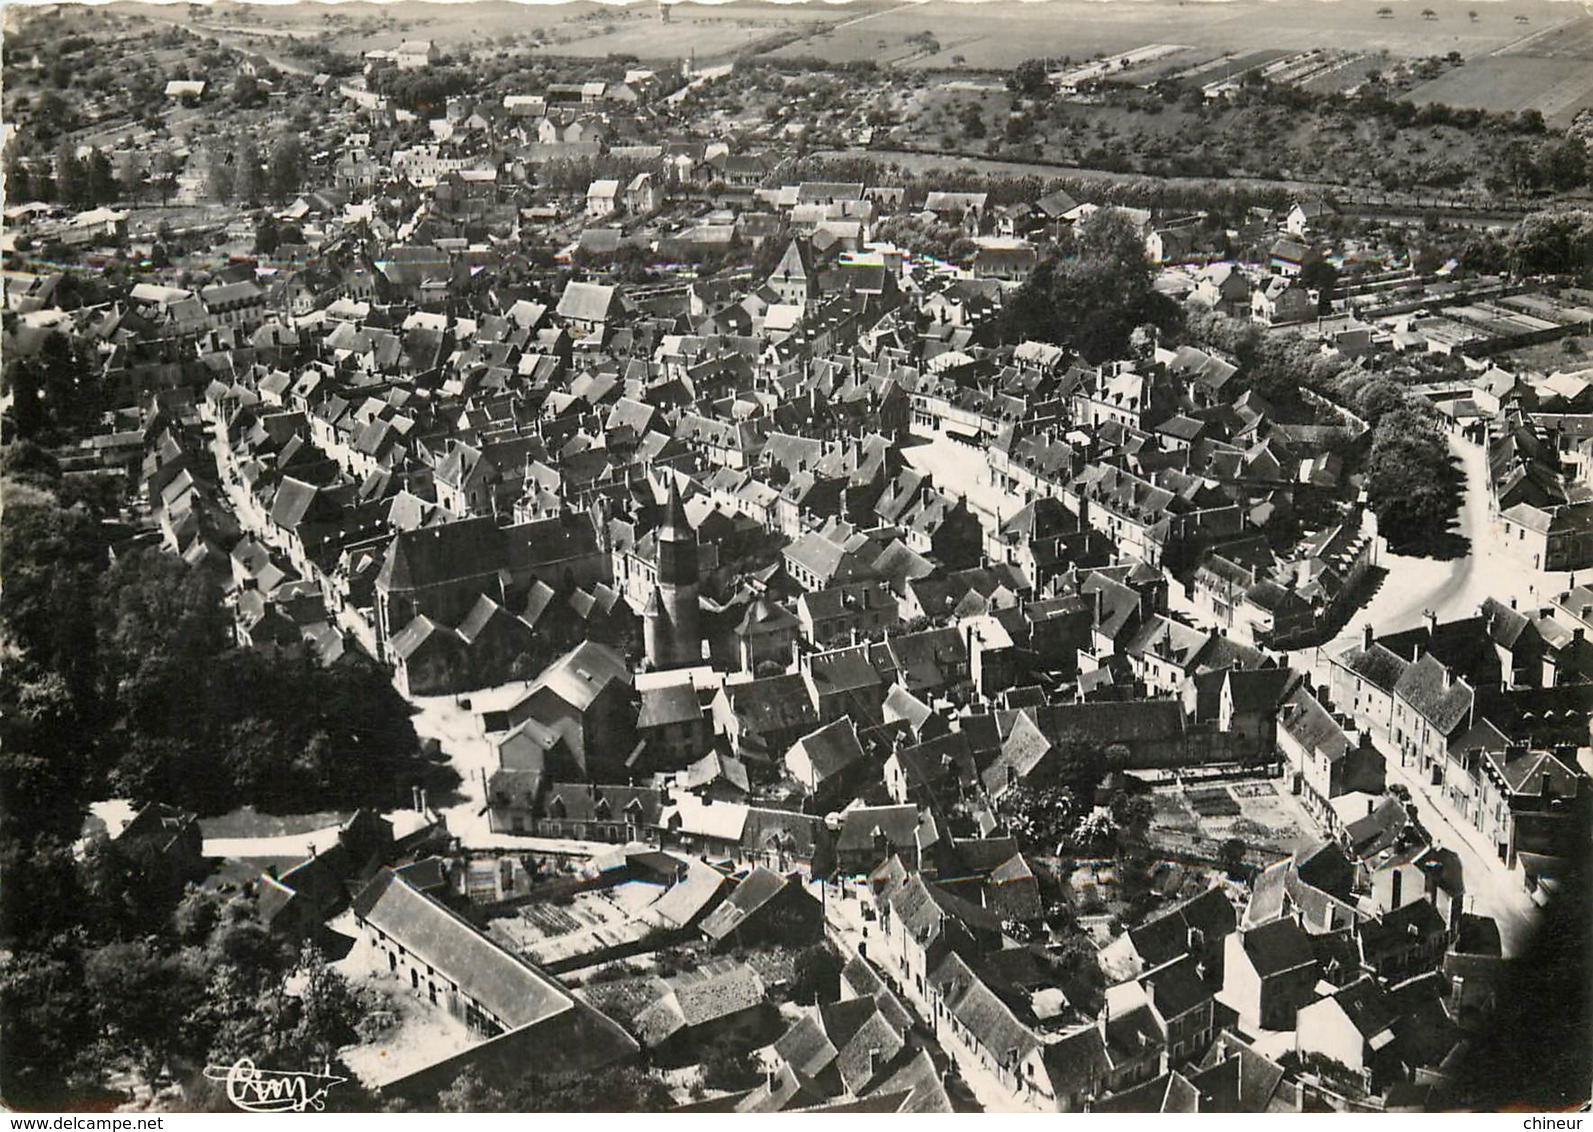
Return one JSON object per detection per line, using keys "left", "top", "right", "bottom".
{"left": 1291, "top": 434, "right": 1581, "bottom": 685}
{"left": 905, "top": 424, "right": 1551, "bottom": 955}
{"left": 1379, "top": 747, "right": 1539, "bottom": 958}
{"left": 810, "top": 876, "right": 1021, "bottom": 1113}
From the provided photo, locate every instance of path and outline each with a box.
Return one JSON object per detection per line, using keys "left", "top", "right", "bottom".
{"left": 827, "top": 2, "right": 929, "bottom": 35}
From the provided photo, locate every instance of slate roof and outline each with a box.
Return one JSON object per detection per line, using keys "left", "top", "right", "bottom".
{"left": 699, "top": 865, "right": 796, "bottom": 942}
{"left": 352, "top": 870, "right": 568, "bottom": 1029}
{"left": 1241, "top": 918, "right": 1317, "bottom": 978}
{"left": 837, "top": 805, "right": 937, "bottom": 858}
{"left": 557, "top": 281, "right": 620, "bottom": 324}
{"left": 1334, "top": 643, "right": 1410, "bottom": 693}
{"left": 788, "top": 717, "right": 867, "bottom": 785}
{"left": 639, "top": 682, "right": 703, "bottom": 730}
{"left": 521, "top": 640, "right": 632, "bottom": 713}
{"left": 635, "top": 960, "right": 766, "bottom": 1045}
{"left": 1393, "top": 653, "right": 1474, "bottom": 735}
{"left": 1127, "top": 886, "right": 1237, "bottom": 969}
{"left": 377, "top": 516, "right": 504, "bottom": 591}
{"left": 721, "top": 673, "right": 819, "bottom": 735}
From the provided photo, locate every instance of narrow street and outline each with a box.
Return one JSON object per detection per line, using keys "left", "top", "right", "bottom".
{"left": 1380, "top": 748, "right": 1539, "bottom": 958}
{"left": 808, "top": 876, "right": 1024, "bottom": 1113}
{"left": 903, "top": 426, "right": 1552, "bottom": 958}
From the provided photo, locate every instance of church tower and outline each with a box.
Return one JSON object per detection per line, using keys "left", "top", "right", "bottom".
{"left": 644, "top": 477, "right": 701, "bottom": 669}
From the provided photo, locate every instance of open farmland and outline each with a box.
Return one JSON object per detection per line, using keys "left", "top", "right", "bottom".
{"left": 1407, "top": 52, "right": 1593, "bottom": 123}
{"left": 1406, "top": 13, "right": 1593, "bottom": 123}
{"left": 761, "top": 0, "right": 1583, "bottom": 70}
{"left": 120, "top": 0, "right": 602, "bottom": 52}
{"left": 524, "top": 5, "right": 840, "bottom": 61}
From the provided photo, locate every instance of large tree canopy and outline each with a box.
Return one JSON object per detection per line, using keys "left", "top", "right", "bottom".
{"left": 1002, "top": 209, "right": 1182, "bottom": 363}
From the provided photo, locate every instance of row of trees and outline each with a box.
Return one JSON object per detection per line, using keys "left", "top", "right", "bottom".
{"left": 207, "top": 134, "right": 306, "bottom": 207}
{"left": 1461, "top": 207, "right": 1593, "bottom": 282}
{"left": 4, "top": 143, "right": 122, "bottom": 209}
{"left": 1353, "top": 383, "right": 1466, "bottom": 551}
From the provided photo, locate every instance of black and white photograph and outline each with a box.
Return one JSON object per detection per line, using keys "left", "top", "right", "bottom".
{"left": 0, "top": 0, "right": 1590, "bottom": 1115}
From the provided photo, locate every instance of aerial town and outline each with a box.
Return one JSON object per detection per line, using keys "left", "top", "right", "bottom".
{"left": 1, "top": 0, "right": 1590, "bottom": 1116}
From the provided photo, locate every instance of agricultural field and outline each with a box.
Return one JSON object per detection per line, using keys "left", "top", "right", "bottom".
{"left": 123, "top": 0, "right": 844, "bottom": 63}
{"left": 761, "top": 0, "right": 1582, "bottom": 71}
{"left": 524, "top": 6, "right": 836, "bottom": 62}
{"left": 1407, "top": 50, "right": 1593, "bottom": 124}
{"left": 121, "top": 0, "right": 607, "bottom": 53}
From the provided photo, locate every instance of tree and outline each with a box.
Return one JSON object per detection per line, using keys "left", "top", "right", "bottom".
{"left": 792, "top": 944, "right": 842, "bottom": 1005}
{"left": 6, "top": 158, "right": 33, "bottom": 203}
{"left": 1007, "top": 58, "right": 1052, "bottom": 98}
{"left": 1109, "top": 790, "right": 1154, "bottom": 838}
{"left": 207, "top": 153, "right": 235, "bottom": 203}
{"left": 1298, "top": 257, "right": 1339, "bottom": 313}
{"left": 1053, "top": 738, "right": 1109, "bottom": 803}
{"left": 1363, "top": 405, "right": 1463, "bottom": 551}
{"left": 151, "top": 152, "right": 180, "bottom": 206}
{"left": 230, "top": 72, "right": 265, "bottom": 109}
{"left": 290, "top": 946, "right": 372, "bottom": 1063}
{"left": 998, "top": 783, "right": 1076, "bottom": 853}
{"left": 1072, "top": 808, "right": 1119, "bottom": 852}
{"left": 254, "top": 214, "right": 283, "bottom": 256}
{"left": 55, "top": 144, "right": 88, "bottom": 209}
{"left": 1539, "top": 138, "right": 1588, "bottom": 193}
{"left": 268, "top": 134, "right": 305, "bottom": 204}
{"left": 0, "top": 933, "right": 94, "bottom": 1107}
{"left": 1219, "top": 837, "right": 1248, "bottom": 878}
{"left": 1505, "top": 208, "right": 1593, "bottom": 280}
{"left": 233, "top": 140, "right": 261, "bottom": 207}
{"left": 1002, "top": 209, "right": 1181, "bottom": 363}
{"left": 960, "top": 103, "right": 987, "bottom": 140}
{"left": 699, "top": 1032, "right": 760, "bottom": 1093}
{"left": 85, "top": 149, "right": 118, "bottom": 206}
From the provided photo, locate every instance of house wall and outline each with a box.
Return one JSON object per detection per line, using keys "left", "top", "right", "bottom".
{"left": 1222, "top": 933, "right": 1265, "bottom": 1032}
{"left": 1295, "top": 999, "right": 1367, "bottom": 1074}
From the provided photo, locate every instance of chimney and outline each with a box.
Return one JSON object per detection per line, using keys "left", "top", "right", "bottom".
{"left": 1425, "top": 609, "right": 1438, "bottom": 636}
{"left": 412, "top": 785, "right": 423, "bottom": 812}
{"left": 420, "top": 788, "right": 429, "bottom": 814}
{"left": 1363, "top": 622, "right": 1374, "bottom": 651}
{"left": 309, "top": 841, "right": 318, "bottom": 859}
{"left": 1368, "top": 797, "right": 1375, "bottom": 816}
